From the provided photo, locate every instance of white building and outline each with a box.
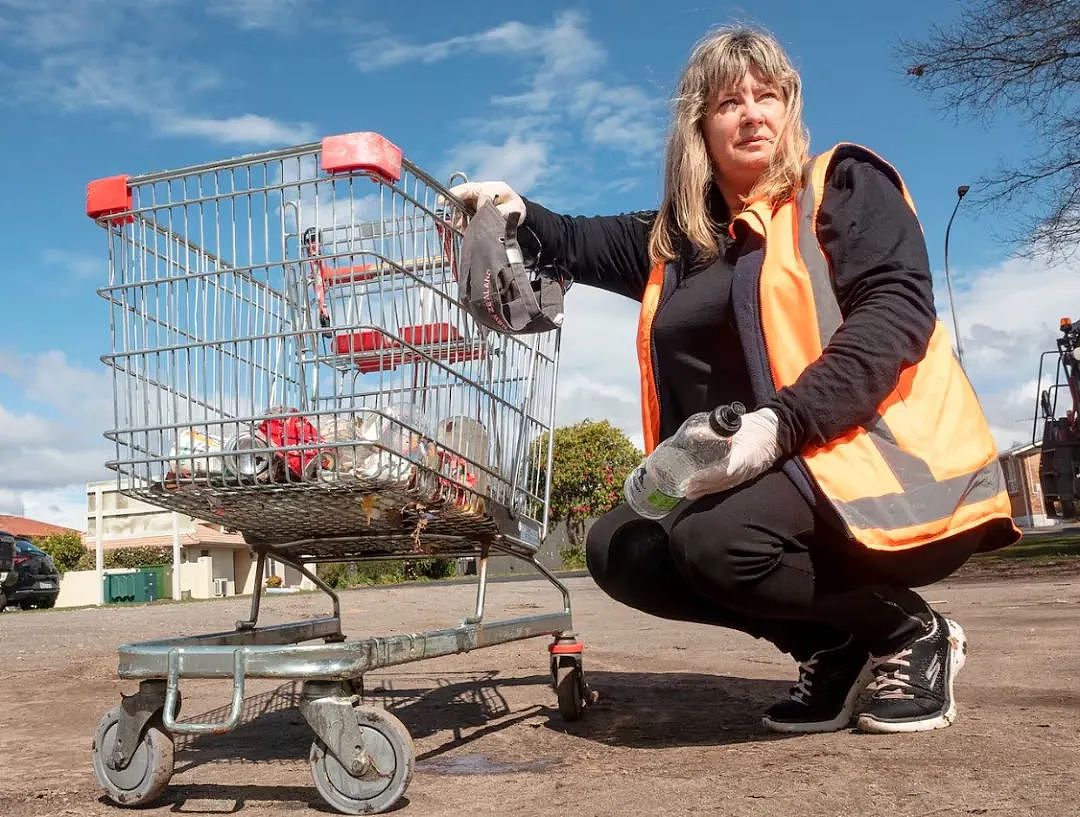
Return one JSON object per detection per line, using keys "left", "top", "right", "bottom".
{"left": 59, "top": 480, "right": 309, "bottom": 608}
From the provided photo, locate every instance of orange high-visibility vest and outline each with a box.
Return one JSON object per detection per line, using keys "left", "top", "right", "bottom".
{"left": 636, "top": 143, "right": 1018, "bottom": 551}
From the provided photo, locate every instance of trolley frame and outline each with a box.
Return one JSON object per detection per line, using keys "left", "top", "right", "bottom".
{"left": 87, "top": 132, "right": 592, "bottom": 815}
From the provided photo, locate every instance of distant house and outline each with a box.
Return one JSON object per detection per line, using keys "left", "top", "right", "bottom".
{"left": 0, "top": 515, "right": 80, "bottom": 539}
{"left": 73, "top": 479, "right": 310, "bottom": 607}
{"left": 997, "top": 443, "right": 1054, "bottom": 528}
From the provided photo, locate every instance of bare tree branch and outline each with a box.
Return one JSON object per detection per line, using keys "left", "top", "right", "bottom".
{"left": 901, "top": 0, "right": 1080, "bottom": 253}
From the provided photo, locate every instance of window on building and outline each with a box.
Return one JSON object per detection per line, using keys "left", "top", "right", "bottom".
{"left": 1003, "top": 457, "right": 1019, "bottom": 494}
{"left": 1025, "top": 455, "right": 1040, "bottom": 494}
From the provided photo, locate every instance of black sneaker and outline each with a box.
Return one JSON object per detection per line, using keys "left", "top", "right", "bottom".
{"left": 856, "top": 612, "right": 967, "bottom": 733}
{"left": 762, "top": 637, "right": 874, "bottom": 733}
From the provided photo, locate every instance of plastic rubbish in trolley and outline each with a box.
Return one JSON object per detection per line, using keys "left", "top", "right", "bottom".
{"left": 85, "top": 130, "right": 594, "bottom": 815}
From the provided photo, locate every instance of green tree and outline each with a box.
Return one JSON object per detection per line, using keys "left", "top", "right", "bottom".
{"left": 32, "top": 532, "right": 87, "bottom": 574}
{"left": 900, "top": 0, "right": 1079, "bottom": 251}
{"left": 534, "top": 419, "right": 642, "bottom": 568}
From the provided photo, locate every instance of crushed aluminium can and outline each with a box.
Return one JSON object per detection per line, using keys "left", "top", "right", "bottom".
{"left": 223, "top": 429, "right": 273, "bottom": 480}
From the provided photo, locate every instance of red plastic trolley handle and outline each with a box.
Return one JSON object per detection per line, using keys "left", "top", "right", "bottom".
{"left": 86, "top": 175, "right": 133, "bottom": 223}
{"left": 321, "top": 132, "right": 403, "bottom": 182}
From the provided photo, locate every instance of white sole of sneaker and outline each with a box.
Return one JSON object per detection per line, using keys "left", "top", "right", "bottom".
{"left": 856, "top": 618, "right": 968, "bottom": 734}
{"left": 761, "top": 662, "right": 875, "bottom": 734}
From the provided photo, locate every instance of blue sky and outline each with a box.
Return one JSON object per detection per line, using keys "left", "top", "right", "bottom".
{"left": 0, "top": 0, "right": 1075, "bottom": 529}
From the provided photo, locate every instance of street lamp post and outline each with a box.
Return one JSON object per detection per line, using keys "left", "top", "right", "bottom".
{"left": 944, "top": 184, "right": 970, "bottom": 367}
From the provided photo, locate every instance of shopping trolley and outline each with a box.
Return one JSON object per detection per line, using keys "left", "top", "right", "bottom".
{"left": 85, "top": 132, "right": 593, "bottom": 814}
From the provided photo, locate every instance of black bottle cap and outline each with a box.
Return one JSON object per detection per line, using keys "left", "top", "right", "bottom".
{"left": 709, "top": 401, "right": 746, "bottom": 436}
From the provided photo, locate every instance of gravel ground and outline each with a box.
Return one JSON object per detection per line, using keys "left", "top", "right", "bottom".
{"left": 1, "top": 568, "right": 1078, "bottom": 817}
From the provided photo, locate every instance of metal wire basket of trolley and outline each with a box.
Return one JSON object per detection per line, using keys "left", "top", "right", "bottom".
{"left": 84, "top": 131, "right": 593, "bottom": 814}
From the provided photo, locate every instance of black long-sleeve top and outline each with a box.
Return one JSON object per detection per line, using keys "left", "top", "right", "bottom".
{"left": 518, "top": 156, "right": 937, "bottom": 456}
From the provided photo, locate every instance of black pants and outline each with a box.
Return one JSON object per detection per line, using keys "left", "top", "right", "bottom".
{"left": 586, "top": 468, "right": 987, "bottom": 659}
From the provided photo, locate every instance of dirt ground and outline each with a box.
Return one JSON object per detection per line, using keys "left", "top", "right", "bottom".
{"left": 1, "top": 566, "right": 1078, "bottom": 817}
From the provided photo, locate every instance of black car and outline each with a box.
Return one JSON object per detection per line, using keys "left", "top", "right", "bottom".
{"left": 0, "top": 537, "right": 60, "bottom": 611}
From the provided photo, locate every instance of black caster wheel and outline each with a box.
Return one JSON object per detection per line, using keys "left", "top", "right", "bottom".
{"left": 550, "top": 636, "right": 594, "bottom": 722}
{"left": 555, "top": 656, "right": 588, "bottom": 721}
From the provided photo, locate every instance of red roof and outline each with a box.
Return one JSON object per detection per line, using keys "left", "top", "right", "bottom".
{"left": 83, "top": 524, "right": 247, "bottom": 551}
{"left": 0, "top": 515, "right": 81, "bottom": 538}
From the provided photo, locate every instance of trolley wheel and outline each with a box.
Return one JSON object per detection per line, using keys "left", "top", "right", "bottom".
{"left": 308, "top": 705, "right": 414, "bottom": 815}
{"left": 91, "top": 706, "right": 174, "bottom": 806}
{"left": 555, "top": 656, "right": 587, "bottom": 722}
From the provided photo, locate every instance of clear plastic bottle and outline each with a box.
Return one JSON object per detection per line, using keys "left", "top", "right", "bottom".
{"left": 623, "top": 402, "right": 746, "bottom": 519}
{"left": 356, "top": 401, "right": 434, "bottom": 483}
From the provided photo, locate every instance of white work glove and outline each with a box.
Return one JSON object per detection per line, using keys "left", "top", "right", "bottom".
{"left": 447, "top": 181, "right": 526, "bottom": 227}
{"left": 682, "top": 408, "right": 782, "bottom": 501}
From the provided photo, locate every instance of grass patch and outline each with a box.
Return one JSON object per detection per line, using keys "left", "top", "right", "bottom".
{"left": 973, "top": 533, "right": 1080, "bottom": 562}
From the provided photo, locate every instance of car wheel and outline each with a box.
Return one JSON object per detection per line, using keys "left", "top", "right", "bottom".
{"left": 40, "top": 597, "right": 56, "bottom": 609}
{"left": 0, "top": 589, "right": 5, "bottom": 612}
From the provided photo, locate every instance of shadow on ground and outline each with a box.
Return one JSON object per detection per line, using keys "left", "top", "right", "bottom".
{"left": 559, "top": 670, "right": 795, "bottom": 748}
{"left": 170, "top": 668, "right": 797, "bottom": 779}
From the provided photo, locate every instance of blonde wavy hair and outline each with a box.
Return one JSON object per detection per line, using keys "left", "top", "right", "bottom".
{"left": 648, "top": 26, "right": 810, "bottom": 265}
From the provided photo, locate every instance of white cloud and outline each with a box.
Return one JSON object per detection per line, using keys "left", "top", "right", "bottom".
{"left": 356, "top": 11, "right": 664, "bottom": 172}
{"left": 491, "top": 89, "right": 557, "bottom": 110}
{"left": 32, "top": 51, "right": 215, "bottom": 113}
{"left": 0, "top": 405, "right": 60, "bottom": 447}
{"left": 43, "top": 249, "right": 101, "bottom": 280}
{"left": 0, "top": 489, "right": 26, "bottom": 516}
{"left": 19, "top": 485, "right": 91, "bottom": 532}
{"left": 0, "top": 0, "right": 143, "bottom": 50}
{"left": 355, "top": 20, "right": 563, "bottom": 73}
{"left": 0, "top": 351, "right": 114, "bottom": 494}
{"left": 573, "top": 82, "right": 665, "bottom": 155}
{"left": 1, "top": 7, "right": 310, "bottom": 148}
{"left": 0, "top": 350, "right": 113, "bottom": 424}
{"left": 539, "top": 12, "right": 607, "bottom": 82}
{"left": 553, "top": 287, "right": 643, "bottom": 447}
{"left": 443, "top": 138, "right": 549, "bottom": 192}
{"left": 208, "top": 0, "right": 311, "bottom": 30}
{"left": 0, "top": 443, "right": 110, "bottom": 491}
{"left": 160, "top": 112, "right": 316, "bottom": 146}
{"left": 944, "top": 253, "right": 1080, "bottom": 451}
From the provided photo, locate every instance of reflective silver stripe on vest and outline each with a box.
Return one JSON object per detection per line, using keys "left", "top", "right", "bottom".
{"left": 794, "top": 148, "right": 1003, "bottom": 534}
{"left": 796, "top": 163, "right": 842, "bottom": 348}
{"left": 796, "top": 159, "right": 938, "bottom": 492}
{"left": 864, "top": 414, "right": 937, "bottom": 488}
{"left": 834, "top": 458, "right": 1006, "bottom": 532}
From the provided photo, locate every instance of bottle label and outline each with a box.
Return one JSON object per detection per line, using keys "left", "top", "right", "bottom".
{"left": 627, "top": 463, "right": 682, "bottom": 516}
{"left": 645, "top": 488, "right": 681, "bottom": 512}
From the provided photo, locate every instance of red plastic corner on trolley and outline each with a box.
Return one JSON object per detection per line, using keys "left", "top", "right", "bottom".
{"left": 86, "top": 175, "right": 133, "bottom": 222}
{"left": 549, "top": 641, "right": 584, "bottom": 656}
{"left": 321, "top": 132, "right": 403, "bottom": 182}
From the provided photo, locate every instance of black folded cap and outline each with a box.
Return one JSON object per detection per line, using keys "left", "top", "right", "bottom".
{"left": 458, "top": 201, "right": 564, "bottom": 335}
